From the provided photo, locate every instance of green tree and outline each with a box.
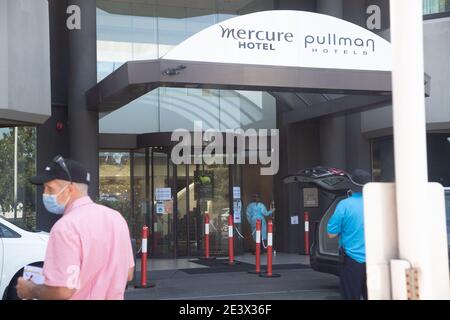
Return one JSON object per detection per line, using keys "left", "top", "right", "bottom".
{"left": 0, "top": 127, "right": 36, "bottom": 229}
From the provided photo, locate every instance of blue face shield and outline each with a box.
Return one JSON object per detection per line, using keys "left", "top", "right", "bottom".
{"left": 42, "top": 184, "right": 70, "bottom": 215}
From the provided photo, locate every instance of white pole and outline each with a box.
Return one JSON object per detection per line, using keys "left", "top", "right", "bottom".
{"left": 13, "top": 127, "right": 18, "bottom": 219}
{"left": 390, "top": 0, "right": 450, "bottom": 299}
{"left": 390, "top": 0, "right": 428, "bottom": 261}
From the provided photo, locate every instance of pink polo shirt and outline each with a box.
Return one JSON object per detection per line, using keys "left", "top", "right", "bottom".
{"left": 43, "top": 196, "right": 135, "bottom": 300}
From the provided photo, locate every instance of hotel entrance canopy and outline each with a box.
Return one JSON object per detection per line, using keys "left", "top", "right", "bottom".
{"left": 86, "top": 10, "right": 430, "bottom": 122}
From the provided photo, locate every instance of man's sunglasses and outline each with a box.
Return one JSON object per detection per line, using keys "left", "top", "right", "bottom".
{"left": 53, "top": 155, "right": 73, "bottom": 183}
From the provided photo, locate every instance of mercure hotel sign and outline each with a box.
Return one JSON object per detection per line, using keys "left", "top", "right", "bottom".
{"left": 163, "top": 10, "right": 391, "bottom": 71}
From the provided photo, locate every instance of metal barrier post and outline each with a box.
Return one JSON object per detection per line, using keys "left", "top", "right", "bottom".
{"left": 260, "top": 219, "right": 280, "bottom": 278}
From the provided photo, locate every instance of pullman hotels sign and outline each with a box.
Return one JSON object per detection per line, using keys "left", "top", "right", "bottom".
{"left": 163, "top": 10, "right": 392, "bottom": 71}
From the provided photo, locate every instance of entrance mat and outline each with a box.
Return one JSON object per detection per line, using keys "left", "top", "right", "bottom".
{"left": 180, "top": 260, "right": 310, "bottom": 274}
{"left": 188, "top": 259, "right": 252, "bottom": 268}
{"left": 268, "top": 263, "right": 310, "bottom": 271}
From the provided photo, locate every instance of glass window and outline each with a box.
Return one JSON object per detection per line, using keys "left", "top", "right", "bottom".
{"left": 99, "top": 90, "right": 160, "bottom": 134}
{"left": 152, "top": 150, "right": 173, "bottom": 256}
{"left": 371, "top": 136, "right": 395, "bottom": 182}
{"left": 0, "top": 127, "right": 37, "bottom": 231}
{"left": 371, "top": 134, "right": 450, "bottom": 186}
{"left": 132, "top": 150, "right": 147, "bottom": 240}
{"left": 96, "top": 1, "right": 277, "bottom": 136}
{"left": 99, "top": 89, "right": 277, "bottom": 134}
{"left": 221, "top": 90, "right": 277, "bottom": 131}
{"left": 96, "top": 2, "right": 158, "bottom": 82}
{"left": 96, "top": 0, "right": 274, "bottom": 81}
{"left": 423, "top": 0, "right": 450, "bottom": 15}
{"left": 187, "top": 164, "right": 202, "bottom": 256}
{"left": 372, "top": 135, "right": 450, "bottom": 246}
{"left": 175, "top": 164, "right": 189, "bottom": 256}
{"left": 0, "top": 223, "right": 21, "bottom": 238}
{"left": 188, "top": 161, "right": 230, "bottom": 256}
{"left": 98, "top": 152, "right": 132, "bottom": 232}
{"left": 208, "top": 164, "right": 231, "bottom": 256}
{"left": 157, "top": 5, "right": 217, "bottom": 57}
{"left": 427, "top": 134, "right": 450, "bottom": 186}
{"left": 159, "top": 88, "right": 221, "bottom": 132}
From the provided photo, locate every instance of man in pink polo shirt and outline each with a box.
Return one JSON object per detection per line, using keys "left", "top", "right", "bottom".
{"left": 16, "top": 155, "right": 135, "bottom": 300}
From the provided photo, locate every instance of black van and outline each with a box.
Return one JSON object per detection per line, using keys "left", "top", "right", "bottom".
{"left": 283, "top": 167, "right": 354, "bottom": 276}
{"left": 284, "top": 169, "right": 450, "bottom": 277}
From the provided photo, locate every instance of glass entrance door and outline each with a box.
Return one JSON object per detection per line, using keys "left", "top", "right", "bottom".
{"left": 147, "top": 150, "right": 238, "bottom": 257}
{"left": 151, "top": 149, "right": 175, "bottom": 257}
{"left": 101, "top": 147, "right": 243, "bottom": 258}
{"left": 190, "top": 164, "right": 230, "bottom": 256}
{"left": 175, "top": 164, "right": 189, "bottom": 256}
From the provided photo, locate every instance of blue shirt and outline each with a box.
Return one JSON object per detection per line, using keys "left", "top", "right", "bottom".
{"left": 327, "top": 192, "right": 366, "bottom": 263}
{"left": 246, "top": 202, "right": 272, "bottom": 241}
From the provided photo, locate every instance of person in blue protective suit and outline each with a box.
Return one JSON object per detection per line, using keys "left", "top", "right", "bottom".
{"left": 327, "top": 169, "right": 371, "bottom": 300}
{"left": 246, "top": 193, "right": 274, "bottom": 254}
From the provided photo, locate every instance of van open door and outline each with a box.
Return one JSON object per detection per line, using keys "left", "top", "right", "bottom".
{"left": 283, "top": 167, "right": 354, "bottom": 276}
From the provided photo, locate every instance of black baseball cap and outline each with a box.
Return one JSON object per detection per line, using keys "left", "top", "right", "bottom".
{"left": 29, "top": 157, "right": 91, "bottom": 185}
{"left": 348, "top": 169, "right": 371, "bottom": 192}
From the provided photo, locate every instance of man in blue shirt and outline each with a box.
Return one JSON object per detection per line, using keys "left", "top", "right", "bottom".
{"left": 327, "top": 169, "right": 371, "bottom": 300}
{"left": 246, "top": 193, "right": 273, "bottom": 253}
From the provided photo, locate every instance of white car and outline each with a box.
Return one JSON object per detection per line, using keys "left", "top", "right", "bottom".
{"left": 0, "top": 217, "right": 48, "bottom": 299}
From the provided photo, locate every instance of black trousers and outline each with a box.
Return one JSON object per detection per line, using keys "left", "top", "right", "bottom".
{"left": 340, "top": 256, "right": 368, "bottom": 300}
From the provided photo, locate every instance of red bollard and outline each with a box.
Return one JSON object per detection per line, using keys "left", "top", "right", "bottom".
{"left": 200, "top": 212, "right": 215, "bottom": 260}
{"left": 260, "top": 219, "right": 280, "bottom": 278}
{"left": 304, "top": 212, "right": 310, "bottom": 255}
{"left": 135, "top": 225, "right": 155, "bottom": 288}
{"left": 228, "top": 214, "right": 235, "bottom": 264}
{"left": 141, "top": 226, "right": 148, "bottom": 287}
{"left": 223, "top": 213, "right": 240, "bottom": 265}
{"left": 248, "top": 219, "right": 262, "bottom": 274}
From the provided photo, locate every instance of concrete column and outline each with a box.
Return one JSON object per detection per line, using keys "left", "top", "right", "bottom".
{"left": 276, "top": 0, "right": 316, "bottom": 11}
{"left": 36, "top": 0, "right": 70, "bottom": 232}
{"left": 345, "top": 113, "right": 371, "bottom": 173}
{"left": 317, "top": 0, "right": 343, "bottom": 18}
{"left": 316, "top": 0, "right": 348, "bottom": 171}
{"left": 319, "top": 116, "right": 347, "bottom": 169}
{"left": 67, "top": 0, "right": 99, "bottom": 199}
{"left": 342, "top": 0, "right": 367, "bottom": 27}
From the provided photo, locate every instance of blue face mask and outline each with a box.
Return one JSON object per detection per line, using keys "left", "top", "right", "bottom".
{"left": 43, "top": 184, "right": 70, "bottom": 215}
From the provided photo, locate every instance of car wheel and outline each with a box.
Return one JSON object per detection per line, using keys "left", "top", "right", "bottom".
{"left": 5, "top": 272, "right": 21, "bottom": 300}
{"left": 5, "top": 262, "right": 43, "bottom": 300}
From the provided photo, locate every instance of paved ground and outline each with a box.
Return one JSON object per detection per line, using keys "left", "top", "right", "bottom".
{"left": 125, "top": 254, "right": 340, "bottom": 300}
